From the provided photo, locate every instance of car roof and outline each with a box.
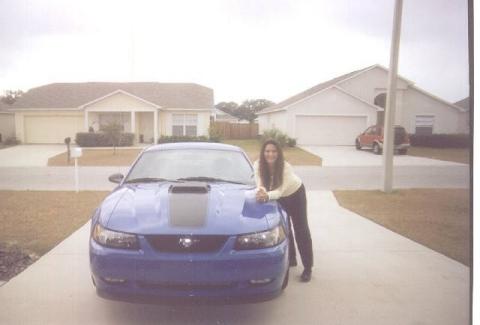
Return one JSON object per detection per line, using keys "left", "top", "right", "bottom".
{"left": 144, "top": 142, "right": 243, "bottom": 152}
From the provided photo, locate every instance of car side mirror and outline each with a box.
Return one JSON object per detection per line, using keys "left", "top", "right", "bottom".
{"left": 108, "top": 173, "right": 124, "bottom": 184}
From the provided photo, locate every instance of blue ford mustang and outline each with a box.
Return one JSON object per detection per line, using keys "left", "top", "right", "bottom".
{"left": 89, "top": 142, "right": 289, "bottom": 300}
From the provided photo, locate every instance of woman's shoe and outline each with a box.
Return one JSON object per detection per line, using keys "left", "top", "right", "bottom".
{"left": 300, "top": 268, "right": 312, "bottom": 282}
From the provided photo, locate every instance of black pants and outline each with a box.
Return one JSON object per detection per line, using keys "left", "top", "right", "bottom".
{"left": 278, "top": 184, "right": 313, "bottom": 269}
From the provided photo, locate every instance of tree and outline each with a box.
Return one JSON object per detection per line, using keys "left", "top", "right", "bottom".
{"left": 215, "top": 101, "right": 239, "bottom": 115}
{"left": 236, "top": 99, "right": 275, "bottom": 122}
{"left": 1, "top": 90, "right": 24, "bottom": 105}
{"left": 102, "top": 122, "right": 123, "bottom": 155}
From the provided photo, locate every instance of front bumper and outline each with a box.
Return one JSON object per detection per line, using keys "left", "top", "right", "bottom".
{"left": 90, "top": 235, "right": 289, "bottom": 300}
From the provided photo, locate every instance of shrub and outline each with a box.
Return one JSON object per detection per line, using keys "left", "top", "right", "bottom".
{"left": 260, "top": 128, "right": 296, "bottom": 148}
{"left": 208, "top": 124, "right": 223, "bottom": 142}
{"left": 75, "top": 132, "right": 134, "bottom": 147}
{"left": 409, "top": 133, "right": 470, "bottom": 148}
{"left": 157, "top": 135, "right": 217, "bottom": 144}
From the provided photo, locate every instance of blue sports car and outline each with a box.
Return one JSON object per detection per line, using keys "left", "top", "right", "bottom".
{"left": 89, "top": 142, "right": 289, "bottom": 300}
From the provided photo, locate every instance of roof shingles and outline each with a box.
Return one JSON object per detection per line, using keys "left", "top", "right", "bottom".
{"left": 10, "top": 82, "right": 214, "bottom": 109}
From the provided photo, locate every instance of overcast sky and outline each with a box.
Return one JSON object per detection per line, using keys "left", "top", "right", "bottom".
{"left": 0, "top": 0, "right": 469, "bottom": 104}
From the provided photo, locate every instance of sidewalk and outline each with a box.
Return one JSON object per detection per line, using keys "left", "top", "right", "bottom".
{"left": 0, "top": 191, "right": 469, "bottom": 325}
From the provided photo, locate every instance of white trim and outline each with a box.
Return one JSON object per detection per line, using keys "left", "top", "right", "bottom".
{"left": 409, "top": 85, "right": 467, "bottom": 112}
{"left": 339, "top": 64, "right": 415, "bottom": 86}
{"left": 162, "top": 108, "right": 212, "bottom": 112}
{"left": 78, "top": 89, "right": 161, "bottom": 110}
{"left": 0, "top": 111, "right": 14, "bottom": 114}
{"left": 7, "top": 108, "right": 82, "bottom": 111}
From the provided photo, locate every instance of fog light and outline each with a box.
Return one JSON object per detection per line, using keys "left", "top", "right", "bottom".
{"left": 102, "top": 277, "right": 126, "bottom": 284}
{"left": 249, "top": 278, "right": 273, "bottom": 285}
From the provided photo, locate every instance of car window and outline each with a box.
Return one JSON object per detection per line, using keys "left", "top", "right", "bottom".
{"left": 125, "top": 149, "right": 254, "bottom": 185}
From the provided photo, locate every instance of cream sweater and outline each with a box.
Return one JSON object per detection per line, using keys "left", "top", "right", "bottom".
{"left": 253, "top": 160, "right": 302, "bottom": 200}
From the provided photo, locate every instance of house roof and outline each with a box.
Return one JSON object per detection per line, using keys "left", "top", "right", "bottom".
{"left": 9, "top": 82, "right": 214, "bottom": 110}
{"left": 454, "top": 97, "right": 470, "bottom": 110}
{"left": 258, "top": 64, "right": 467, "bottom": 115}
{"left": 259, "top": 65, "right": 376, "bottom": 114}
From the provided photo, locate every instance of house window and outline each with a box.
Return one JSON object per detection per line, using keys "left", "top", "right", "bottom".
{"left": 172, "top": 114, "right": 198, "bottom": 136}
{"left": 415, "top": 115, "right": 434, "bottom": 135}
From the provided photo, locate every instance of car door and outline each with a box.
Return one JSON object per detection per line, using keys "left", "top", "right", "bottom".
{"left": 358, "top": 127, "right": 372, "bottom": 146}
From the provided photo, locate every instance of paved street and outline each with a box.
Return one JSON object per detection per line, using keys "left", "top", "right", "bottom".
{"left": 0, "top": 164, "right": 469, "bottom": 191}
{"left": 0, "top": 191, "right": 469, "bottom": 325}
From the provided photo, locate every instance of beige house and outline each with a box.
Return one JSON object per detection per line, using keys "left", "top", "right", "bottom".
{"left": 7, "top": 82, "right": 214, "bottom": 144}
{"left": 258, "top": 65, "right": 469, "bottom": 146}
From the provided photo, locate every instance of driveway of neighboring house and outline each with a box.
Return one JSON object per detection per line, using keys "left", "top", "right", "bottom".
{"left": 0, "top": 191, "right": 469, "bottom": 324}
{"left": 301, "top": 146, "right": 467, "bottom": 167}
{"left": 0, "top": 145, "right": 67, "bottom": 167}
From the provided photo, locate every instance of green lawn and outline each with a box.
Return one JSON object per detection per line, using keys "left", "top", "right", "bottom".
{"left": 408, "top": 147, "right": 469, "bottom": 164}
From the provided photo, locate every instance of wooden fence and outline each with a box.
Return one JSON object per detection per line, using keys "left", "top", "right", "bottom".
{"left": 212, "top": 121, "right": 259, "bottom": 139}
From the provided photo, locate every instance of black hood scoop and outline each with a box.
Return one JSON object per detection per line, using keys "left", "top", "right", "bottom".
{"left": 169, "top": 182, "right": 210, "bottom": 194}
{"left": 169, "top": 182, "right": 209, "bottom": 227}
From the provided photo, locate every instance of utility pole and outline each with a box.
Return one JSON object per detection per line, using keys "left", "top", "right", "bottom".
{"left": 382, "top": 0, "right": 403, "bottom": 193}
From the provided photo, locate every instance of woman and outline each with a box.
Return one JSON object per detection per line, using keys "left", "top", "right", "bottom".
{"left": 253, "top": 139, "right": 313, "bottom": 282}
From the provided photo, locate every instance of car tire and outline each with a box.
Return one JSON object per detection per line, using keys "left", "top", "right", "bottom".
{"left": 281, "top": 269, "right": 289, "bottom": 290}
{"left": 355, "top": 139, "right": 361, "bottom": 150}
{"left": 373, "top": 143, "right": 382, "bottom": 155}
{"left": 399, "top": 149, "right": 408, "bottom": 155}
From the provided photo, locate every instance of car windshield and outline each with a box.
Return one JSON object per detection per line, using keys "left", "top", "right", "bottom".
{"left": 125, "top": 148, "right": 254, "bottom": 185}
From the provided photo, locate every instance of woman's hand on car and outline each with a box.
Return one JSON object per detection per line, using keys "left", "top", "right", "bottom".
{"left": 256, "top": 187, "right": 269, "bottom": 203}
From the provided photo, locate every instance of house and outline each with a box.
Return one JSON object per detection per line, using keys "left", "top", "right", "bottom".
{"left": 0, "top": 101, "right": 15, "bottom": 142}
{"left": 7, "top": 82, "right": 214, "bottom": 144}
{"left": 257, "top": 65, "right": 469, "bottom": 146}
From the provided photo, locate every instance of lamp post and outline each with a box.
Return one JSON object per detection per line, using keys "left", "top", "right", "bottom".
{"left": 382, "top": 0, "right": 404, "bottom": 193}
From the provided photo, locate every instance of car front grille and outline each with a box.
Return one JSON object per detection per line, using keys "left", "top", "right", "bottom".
{"left": 145, "top": 235, "right": 229, "bottom": 253}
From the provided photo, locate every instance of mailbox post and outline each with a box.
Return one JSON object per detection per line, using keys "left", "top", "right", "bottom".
{"left": 71, "top": 148, "right": 82, "bottom": 193}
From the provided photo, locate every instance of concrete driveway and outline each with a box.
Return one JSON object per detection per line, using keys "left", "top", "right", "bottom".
{"left": 0, "top": 145, "right": 66, "bottom": 167}
{"left": 301, "top": 146, "right": 467, "bottom": 167}
{"left": 0, "top": 191, "right": 469, "bottom": 325}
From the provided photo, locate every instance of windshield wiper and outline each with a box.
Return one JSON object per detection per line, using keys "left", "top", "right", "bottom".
{"left": 176, "top": 176, "right": 246, "bottom": 185}
{"left": 124, "top": 177, "right": 179, "bottom": 184}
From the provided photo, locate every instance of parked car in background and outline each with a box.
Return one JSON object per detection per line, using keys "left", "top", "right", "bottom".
{"left": 355, "top": 125, "right": 410, "bottom": 155}
{"left": 89, "top": 142, "right": 289, "bottom": 301}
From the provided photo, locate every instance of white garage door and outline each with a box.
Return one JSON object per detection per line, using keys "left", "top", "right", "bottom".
{"left": 24, "top": 115, "right": 82, "bottom": 144}
{"left": 295, "top": 115, "right": 368, "bottom": 146}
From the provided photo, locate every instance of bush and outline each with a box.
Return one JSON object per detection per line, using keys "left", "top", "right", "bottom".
{"left": 75, "top": 132, "right": 134, "bottom": 147}
{"left": 4, "top": 136, "right": 20, "bottom": 145}
{"left": 260, "top": 128, "right": 296, "bottom": 148}
{"left": 409, "top": 133, "right": 470, "bottom": 148}
{"left": 157, "top": 135, "right": 219, "bottom": 144}
{"left": 208, "top": 124, "right": 223, "bottom": 143}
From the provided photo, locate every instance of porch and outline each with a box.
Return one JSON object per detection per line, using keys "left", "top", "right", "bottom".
{"left": 84, "top": 110, "right": 158, "bottom": 144}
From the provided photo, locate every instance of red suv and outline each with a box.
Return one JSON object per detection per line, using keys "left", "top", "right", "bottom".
{"left": 355, "top": 125, "right": 410, "bottom": 155}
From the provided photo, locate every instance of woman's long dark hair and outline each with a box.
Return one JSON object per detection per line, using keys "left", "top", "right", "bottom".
{"left": 259, "top": 139, "right": 284, "bottom": 190}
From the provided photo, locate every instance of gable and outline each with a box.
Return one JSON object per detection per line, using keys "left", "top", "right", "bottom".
{"left": 83, "top": 91, "right": 158, "bottom": 111}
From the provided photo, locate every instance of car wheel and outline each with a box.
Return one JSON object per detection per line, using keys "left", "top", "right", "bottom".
{"left": 399, "top": 149, "right": 408, "bottom": 155}
{"left": 281, "top": 269, "right": 289, "bottom": 290}
{"left": 355, "top": 139, "right": 361, "bottom": 150}
{"left": 373, "top": 143, "right": 382, "bottom": 155}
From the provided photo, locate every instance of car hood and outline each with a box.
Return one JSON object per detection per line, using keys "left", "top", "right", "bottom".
{"left": 98, "top": 182, "right": 282, "bottom": 235}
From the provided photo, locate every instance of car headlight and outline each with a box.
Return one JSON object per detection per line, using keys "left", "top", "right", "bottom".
{"left": 92, "top": 223, "right": 139, "bottom": 250}
{"left": 235, "top": 225, "right": 286, "bottom": 250}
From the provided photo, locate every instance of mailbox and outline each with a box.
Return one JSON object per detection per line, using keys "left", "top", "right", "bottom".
{"left": 71, "top": 147, "right": 83, "bottom": 158}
